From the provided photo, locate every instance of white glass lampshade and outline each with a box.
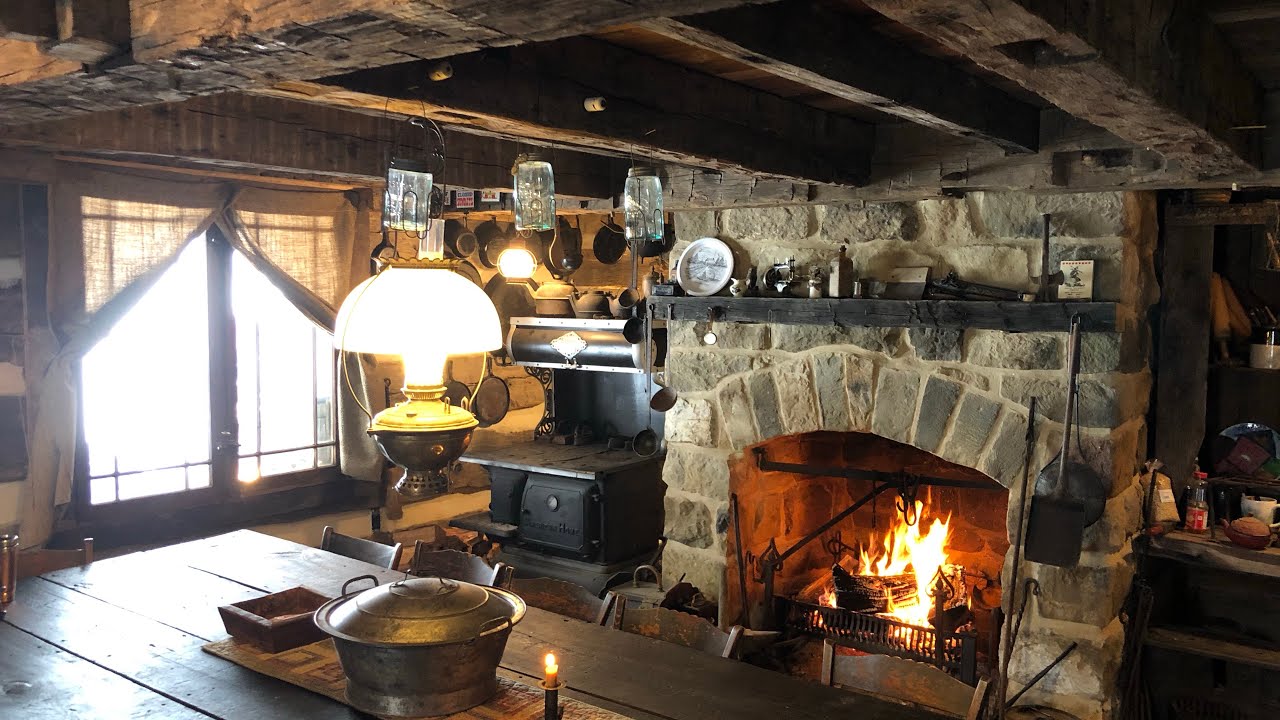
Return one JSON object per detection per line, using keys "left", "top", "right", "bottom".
{"left": 335, "top": 263, "right": 501, "bottom": 388}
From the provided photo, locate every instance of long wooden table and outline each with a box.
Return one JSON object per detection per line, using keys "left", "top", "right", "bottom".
{"left": 2, "top": 530, "right": 937, "bottom": 720}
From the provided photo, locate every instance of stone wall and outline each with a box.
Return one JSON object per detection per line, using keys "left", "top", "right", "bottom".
{"left": 661, "top": 191, "right": 1159, "bottom": 720}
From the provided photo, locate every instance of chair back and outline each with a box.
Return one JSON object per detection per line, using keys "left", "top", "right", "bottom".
{"left": 17, "top": 538, "right": 95, "bottom": 580}
{"left": 612, "top": 597, "right": 743, "bottom": 659}
{"left": 820, "top": 640, "right": 989, "bottom": 719}
{"left": 510, "top": 576, "right": 616, "bottom": 625}
{"left": 410, "top": 545, "right": 512, "bottom": 588}
{"left": 320, "top": 526, "right": 403, "bottom": 570}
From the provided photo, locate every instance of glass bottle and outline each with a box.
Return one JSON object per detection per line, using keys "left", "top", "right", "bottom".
{"left": 512, "top": 153, "right": 556, "bottom": 232}
{"left": 1185, "top": 471, "right": 1210, "bottom": 534}
{"left": 384, "top": 158, "right": 432, "bottom": 233}
{"left": 623, "top": 166, "right": 664, "bottom": 243}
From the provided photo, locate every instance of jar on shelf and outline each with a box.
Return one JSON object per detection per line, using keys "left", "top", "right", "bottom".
{"left": 1184, "top": 470, "right": 1210, "bottom": 533}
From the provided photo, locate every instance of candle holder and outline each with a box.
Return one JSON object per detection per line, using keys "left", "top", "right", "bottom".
{"left": 539, "top": 679, "right": 565, "bottom": 720}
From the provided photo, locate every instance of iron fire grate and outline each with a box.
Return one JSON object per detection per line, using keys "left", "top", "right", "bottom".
{"left": 779, "top": 597, "right": 979, "bottom": 685}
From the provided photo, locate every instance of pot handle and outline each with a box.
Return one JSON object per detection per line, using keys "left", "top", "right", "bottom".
{"left": 472, "top": 615, "right": 513, "bottom": 642}
{"left": 341, "top": 574, "right": 381, "bottom": 596}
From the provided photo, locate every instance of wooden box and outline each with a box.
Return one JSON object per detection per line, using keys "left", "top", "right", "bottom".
{"left": 218, "top": 587, "right": 330, "bottom": 653}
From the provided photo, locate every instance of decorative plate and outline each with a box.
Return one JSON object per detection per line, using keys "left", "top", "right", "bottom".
{"left": 675, "top": 237, "right": 734, "bottom": 297}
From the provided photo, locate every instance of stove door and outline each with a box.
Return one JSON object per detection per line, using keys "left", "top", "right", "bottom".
{"left": 518, "top": 475, "right": 600, "bottom": 558}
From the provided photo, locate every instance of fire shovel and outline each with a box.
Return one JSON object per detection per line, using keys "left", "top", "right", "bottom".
{"left": 1024, "top": 317, "right": 1086, "bottom": 567}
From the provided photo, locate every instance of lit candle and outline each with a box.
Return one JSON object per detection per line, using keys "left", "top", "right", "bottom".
{"left": 544, "top": 653, "right": 559, "bottom": 687}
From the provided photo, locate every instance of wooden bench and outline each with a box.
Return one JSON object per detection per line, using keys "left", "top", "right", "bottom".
{"left": 612, "top": 596, "right": 744, "bottom": 659}
{"left": 319, "top": 526, "right": 402, "bottom": 570}
{"left": 409, "top": 545, "right": 512, "bottom": 588}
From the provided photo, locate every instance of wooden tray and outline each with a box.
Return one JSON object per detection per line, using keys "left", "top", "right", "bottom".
{"left": 218, "top": 586, "right": 330, "bottom": 653}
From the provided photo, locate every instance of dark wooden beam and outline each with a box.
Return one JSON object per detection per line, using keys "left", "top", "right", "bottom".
{"left": 313, "top": 44, "right": 872, "bottom": 185}
{"left": 638, "top": 1, "right": 1039, "bottom": 154}
{"left": 1166, "top": 202, "right": 1280, "bottom": 227}
{"left": 1206, "top": 0, "right": 1280, "bottom": 24}
{"left": 0, "top": 94, "right": 621, "bottom": 198}
{"left": 0, "top": 0, "right": 779, "bottom": 125}
{"left": 859, "top": 0, "right": 1263, "bottom": 178}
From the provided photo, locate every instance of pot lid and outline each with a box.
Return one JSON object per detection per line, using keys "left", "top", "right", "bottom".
{"left": 315, "top": 577, "right": 525, "bottom": 646}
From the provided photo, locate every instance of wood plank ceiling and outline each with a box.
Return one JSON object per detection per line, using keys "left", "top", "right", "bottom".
{"left": 0, "top": 0, "right": 1277, "bottom": 205}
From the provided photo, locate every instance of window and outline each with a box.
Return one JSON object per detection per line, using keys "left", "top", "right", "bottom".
{"left": 80, "top": 229, "right": 337, "bottom": 513}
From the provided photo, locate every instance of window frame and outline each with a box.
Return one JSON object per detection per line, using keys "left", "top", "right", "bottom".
{"left": 74, "top": 225, "right": 345, "bottom": 526}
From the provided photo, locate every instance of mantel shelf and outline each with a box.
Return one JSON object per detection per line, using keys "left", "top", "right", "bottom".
{"left": 651, "top": 296, "right": 1116, "bottom": 332}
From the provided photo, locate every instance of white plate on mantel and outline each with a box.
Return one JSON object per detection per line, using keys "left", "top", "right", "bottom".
{"left": 675, "top": 237, "right": 734, "bottom": 296}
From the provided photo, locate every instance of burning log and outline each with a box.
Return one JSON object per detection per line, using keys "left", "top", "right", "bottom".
{"left": 831, "top": 564, "right": 917, "bottom": 613}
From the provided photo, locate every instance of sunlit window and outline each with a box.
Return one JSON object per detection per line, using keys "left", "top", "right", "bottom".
{"left": 81, "top": 236, "right": 337, "bottom": 506}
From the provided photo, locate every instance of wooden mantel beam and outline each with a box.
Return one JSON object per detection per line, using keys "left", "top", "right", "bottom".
{"left": 637, "top": 1, "right": 1040, "bottom": 154}
{"left": 0, "top": 93, "right": 622, "bottom": 198}
{"left": 858, "top": 0, "right": 1263, "bottom": 178}
{"left": 309, "top": 41, "right": 873, "bottom": 185}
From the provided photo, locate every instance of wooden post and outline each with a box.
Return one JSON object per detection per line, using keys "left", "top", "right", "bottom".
{"left": 1155, "top": 220, "right": 1215, "bottom": 491}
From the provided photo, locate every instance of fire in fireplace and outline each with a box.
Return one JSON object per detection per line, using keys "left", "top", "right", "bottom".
{"left": 728, "top": 432, "right": 1010, "bottom": 685}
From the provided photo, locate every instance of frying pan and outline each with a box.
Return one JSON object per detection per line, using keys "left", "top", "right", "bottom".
{"left": 540, "top": 221, "right": 583, "bottom": 277}
{"left": 442, "top": 361, "right": 471, "bottom": 410}
{"left": 593, "top": 220, "right": 627, "bottom": 265}
{"left": 473, "top": 375, "right": 510, "bottom": 427}
{"left": 452, "top": 259, "right": 482, "bottom": 287}
{"left": 474, "top": 220, "right": 506, "bottom": 269}
{"left": 443, "top": 219, "right": 478, "bottom": 258}
{"left": 484, "top": 274, "right": 537, "bottom": 339}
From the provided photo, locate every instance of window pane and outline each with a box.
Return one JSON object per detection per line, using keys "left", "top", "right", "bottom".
{"left": 82, "top": 240, "right": 210, "bottom": 490}
{"left": 260, "top": 448, "right": 315, "bottom": 478}
{"left": 237, "top": 456, "right": 260, "bottom": 484}
{"left": 231, "top": 253, "right": 329, "bottom": 456}
{"left": 316, "top": 327, "right": 334, "bottom": 445}
{"left": 187, "top": 463, "right": 211, "bottom": 489}
{"left": 117, "top": 467, "right": 187, "bottom": 501}
{"left": 89, "top": 477, "right": 117, "bottom": 505}
{"left": 317, "top": 445, "right": 335, "bottom": 468}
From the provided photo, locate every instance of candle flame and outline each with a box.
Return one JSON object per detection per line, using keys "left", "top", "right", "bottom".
{"left": 545, "top": 653, "right": 556, "bottom": 668}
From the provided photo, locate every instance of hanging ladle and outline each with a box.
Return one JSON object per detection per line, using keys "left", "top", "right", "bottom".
{"left": 633, "top": 262, "right": 660, "bottom": 456}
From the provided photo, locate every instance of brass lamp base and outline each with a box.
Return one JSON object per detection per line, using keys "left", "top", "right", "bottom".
{"left": 368, "top": 383, "right": 478, "bottom": 499}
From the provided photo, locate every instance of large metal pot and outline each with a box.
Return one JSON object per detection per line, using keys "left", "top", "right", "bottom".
{"left": 314, "top": 575, "right": 526, "bottom": 717}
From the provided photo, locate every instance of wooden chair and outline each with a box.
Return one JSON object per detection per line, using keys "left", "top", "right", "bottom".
{"left": 611, "top": 596, "right": 744, "bottom": 659}
{"left": 510, "top": 576, "right": 617, "bottom": 625}
{"left": 319, "top": 526, "right": 403, "bottom": 570}
{"left": 409, "top": 545, "right": 512, "bottom": 588}
{"left": 16, "top": 538, "right": 94, "bottom": 579}
{"left": 820, "top": 640, "right": 990, "bottom": 720}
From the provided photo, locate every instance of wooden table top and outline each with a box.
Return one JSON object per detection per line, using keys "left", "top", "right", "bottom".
{"left": 2, "top": 529, "right": 937, "bottom": 720}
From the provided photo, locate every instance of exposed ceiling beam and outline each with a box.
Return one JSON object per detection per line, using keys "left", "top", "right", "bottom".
{"left": 859, "top": 0, "right": 1263, "bottom": 178}
{"left": 0, "top": 93, "right": 622, "bottom": 198}
{"left": 1205, "top": 0, "right": 1280, "bottom": 23}
{"left": 0, "top": 0, "right": 779, "bottom": 125}
{"left": 636, "top": 1, "right": 1039, "bottom": 154}
{"left": 304, "top": 41, "right": 873, "bottom": 185}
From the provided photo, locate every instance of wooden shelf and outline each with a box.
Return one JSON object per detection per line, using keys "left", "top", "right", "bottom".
{"left": 1146, "top": 530, "right": 1280, "bottom": 580}
{"left": 1145, "top": 627, "right": 1280, "bottom": 671}
{"left": 650, "top": 297, "right": 1116, "bottom": 332}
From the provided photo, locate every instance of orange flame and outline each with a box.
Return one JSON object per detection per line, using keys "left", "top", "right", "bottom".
{"left": 856, "top": 501, "right": 952, "bottom": 626}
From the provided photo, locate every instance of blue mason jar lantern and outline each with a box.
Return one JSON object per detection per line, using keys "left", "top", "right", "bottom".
{"left": 512, "top": 153, "right": 556, "bottom": 232}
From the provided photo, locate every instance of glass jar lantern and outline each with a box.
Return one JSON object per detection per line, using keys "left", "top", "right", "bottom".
{"left": 512, "top": 153, "right": 556, "bottom": 232}
{"left": 384, "top": 158, "right": 432, "bottom": 233}
{"left": 623, "top": 166, "right": 664, "bottom": 243}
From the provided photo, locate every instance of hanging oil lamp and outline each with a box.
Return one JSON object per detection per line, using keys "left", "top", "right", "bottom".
{"left": 512, "top": 153, "right": 556, "bottom": 232}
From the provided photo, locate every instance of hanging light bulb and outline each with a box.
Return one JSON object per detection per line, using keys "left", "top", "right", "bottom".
{"left": 623, "top": 166, "right": 663, "bottom": 244}
{"left": 512, "top": 153, "right": 556, "bottom": 232}
{"left": 497, "top": 234, "right": 538, "bottom": 279}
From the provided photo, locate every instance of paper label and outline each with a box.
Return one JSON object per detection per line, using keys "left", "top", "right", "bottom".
{"left": 480, "top": 189, "right": 502, "bottom": 203}
{"left": 453, "top": 190, "right": 475, "bottom": 209}
{"left": 1158, "top": 488, "right": 1176, "bottom": 504}
{"left": 1058, "top": 260, "right": 1095, "bottom": 300}
{"left": 1185, "top": 506, "right": 1209, "bottom": 532}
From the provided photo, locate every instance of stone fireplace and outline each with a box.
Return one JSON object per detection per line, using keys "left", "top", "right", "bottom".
{"left": 659, "top": 192, "right": 1157, "bottom": 720}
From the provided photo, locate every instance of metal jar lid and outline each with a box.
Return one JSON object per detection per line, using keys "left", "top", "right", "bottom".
{"left": 314, "top": 576, "right": 526, "bottom": 647}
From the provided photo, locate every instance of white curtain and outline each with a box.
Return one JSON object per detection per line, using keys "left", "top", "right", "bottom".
{"left": 21, "top": 162, "right": 379, "bottom": 546}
